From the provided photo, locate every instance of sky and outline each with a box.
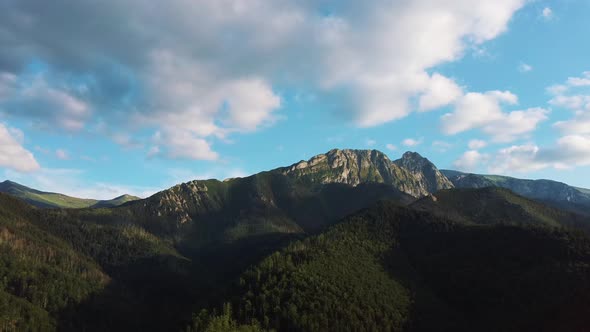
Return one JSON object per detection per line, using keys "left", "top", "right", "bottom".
{"left": 1, "top": 0, "right": 590, "bottom": 199}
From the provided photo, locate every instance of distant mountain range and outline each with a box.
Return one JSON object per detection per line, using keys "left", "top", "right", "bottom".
{"left": 2, "top": 150, "right": 588, "bottom": 215}
{"left": 441, "top": 170, "right": 590, "bottom": 215}
{"left": 0, "top": 180, "right": 140, "bottom": 208}
{"left": 1, "top": 148, "right": 590, "bottom": 331}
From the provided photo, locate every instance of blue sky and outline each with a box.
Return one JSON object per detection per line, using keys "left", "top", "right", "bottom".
{"left": 1, "top": 0, "right": 590, "bottom": 199}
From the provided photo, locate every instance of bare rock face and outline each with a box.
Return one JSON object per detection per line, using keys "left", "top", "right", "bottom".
{"left": 129, "top": 149, "right": 455, "bottom": 232}
{"left": 280, "top": 149, "right": 452, "bottom": 197}
{"left": 392, "top": 151, "right": 455, "bottom": 193}
{"left": 134, "top": 180, "right": 225, "bottom": 228}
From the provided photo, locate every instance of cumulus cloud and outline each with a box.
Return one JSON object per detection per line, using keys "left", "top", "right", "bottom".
{"left": 468, "top": 139, "right": 487, "bottom": 149}
{"left": 548, "top": 71, "right": 590, "bottom": 135}
{"left": 0, "top": 73, "right": 91, "bottom": 131}
{"left": 0, "top": 0, "right": 526, "bottom": 159}
{"left": 441, "top": 91, "right": 548, "bottom": 142}
{"left": 386, "top": 144, "right": 397, "bottom": 151}
{"left": 489, "top": 144, "right": 545, "bottom": 173}
{"left": 418, "top": 73, "right": 463, "bottom": 112}
{"left": 482, "top": 136, "right": 590, "bottom": 174}
{"left": 454, "top": 150, "right": 488, "bottom": 172}
{"left": 151, "top": 129, "right": 218, "bottom": 161}
{"left": 0, "top": 123, "right": 40, "bottom": 172}
{"left": 402, "top": 138, "right": 423, "bottom": 147}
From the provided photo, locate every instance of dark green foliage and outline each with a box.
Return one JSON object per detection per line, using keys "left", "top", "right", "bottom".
{"left": 2, "top": 167, "right": 590, "bottom": 332}
{"left": 227, "top": 202, "right": 590, "bottom": 332}
{"left": 411, "top": 187, "right": 590, "bottom": 233}
{"left": 0, "top": 194, "right": 108, "bottom": 329}
{"left": 187, "top": 304, "right": 266, "bottom": 332}
{"left": 441, "top": 169, "right": 590, "bottom": 215}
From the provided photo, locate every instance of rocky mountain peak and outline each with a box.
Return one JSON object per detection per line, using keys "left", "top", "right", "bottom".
{"left": 278, "top": 149, "right": 452, "bottom": 197}
{"left": 393, "top": 151, "right": 454, "bottom": 193}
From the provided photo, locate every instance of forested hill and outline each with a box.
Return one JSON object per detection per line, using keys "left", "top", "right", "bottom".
{"left": 211, "top": 201, "right": 590, "bottom": 332}
{"left": 2, "top": 149, "right": 590, "bottom": 331}
{"left": 0, "top": 180, "right": 140, "bottom": 208}
{"left": 411, "top": 187, "right": 590, "bottom": 233}
{"left": 441, "top": 170, "right": 590, "bottom": 215}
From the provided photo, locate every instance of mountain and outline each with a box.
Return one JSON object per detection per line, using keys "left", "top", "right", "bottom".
{"left": 392, "top": 151, "right": 454, "bottom": 193}
{"left": 3, "top": 148, "right": 590, "bottom": 331}
{"left": 0, "top": 193, "right": 108, "bottom": 330}
{"left": 0, "top": 193, "right": 196, "bottom": 331}
{"left": 411, "top": 187, "right": 590, "bottom": 233}
{"left": 117, "top": 149, "right": 452, "bottom": 246}
{"left": 90, "top": 194, "right": 141, "bottom": 208}
{"left": 0, "top": 180, "right": 140, "bottom": 209}
{"left": 280, "top": 149, "right": 453, "bottom": 197}
{"left": 441, "top": 170, "right": 590, "bottom": 215}
{"left": 217, "top": 201, "right": 590, "bottom": 332}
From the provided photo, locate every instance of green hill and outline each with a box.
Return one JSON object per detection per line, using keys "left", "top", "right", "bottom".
{"left": 441, "top": 170, "right": 590, "bottom": 215}
{"left": 411, "top": 187, "right": 590, "bottom": 233}
{"left": 0, "top": 194, "right": 194, "bottom": 331}
{"left": 0, "top": 180, "right": 140, "bottom": 209}
{"left": 218, "top": 201, "right": 590, "bottom": 332}
{"left": 2, "top": 149, "right": 590, "bottom": 331}
{"left": 0, "top": 194, "right": 108, "bottom": 330}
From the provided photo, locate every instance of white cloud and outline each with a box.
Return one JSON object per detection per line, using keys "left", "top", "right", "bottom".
{"left": 483, "top": 136, "right": 590, "bottom": 174}
{"left": 432, "top": 140, "right": 452, "bottom": 152}
{"left": 489, "top": 144, "right": 545, "bottom": 173}
{"left": 150, "top": 129, "right": 218, "bottom": 161}
{"left": 567, "top": 75, "right": 590, "bottom": 87}
{"left": 0, "top": 74, "right": 91, "bottom": 131}
{"left": 548, "top": 72, "right": 590, "bottom": 97}
{"left": 402, "top": 138, "right": 423, "bottom": 147}
{"left": 418, "top": 73, "right": 463, "bottom": 112}
{"left": 454, "top": 150, "right": 488, "bottom": 172}
{"left": 468, "top": 139, "right": 487, "bottom": 149}
{"left": 441, "top": 91, "right": 517, "bottom": 135}
{"left": 441, "top": 91, "right": 547, "bottom": 142}
{"left": 0, "top": 123, "right": 40, "bottom": 172}
{"left": 555, "top": 112, "right": 590, "bottom": 135}
{"left": 548, "top": 71, "right": 590, "bottom": 135}
{"left": 55, "top": 149, "right": 69, "bottom": 160}
{"left": 366, "top": 139, "right": 377, "bottom": 147}
{"left": 482, "top": 107, "right": 549, "bottom": 142}
{"left": 549, "top": 95, "right": 590, "bottom": 111}
{"left": 542, "top": 7, "right": 553, "bottom": 20}
{"left": 518, "top": 62, "right": 533, "bottom": 73}
{"left": 0, "top": 0, "right": 527, "bottom": 159}
{"left": 386, "top": 144, "right": 397, "bottom": 151}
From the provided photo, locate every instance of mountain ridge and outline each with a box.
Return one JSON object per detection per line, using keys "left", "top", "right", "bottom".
{"left": 0, "top": 180, "right": 140, "bottom": 209}
{"left": 441, "top": 170, "right": 590, "bottom": 215}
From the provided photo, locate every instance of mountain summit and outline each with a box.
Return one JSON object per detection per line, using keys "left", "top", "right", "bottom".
{"left": 119, "top": 149, "right": 453, "bottom": 243}
{"left": 393, "top": 151, "right": 455, "bottom": 193}
{"left": 280, "top": 149, "right": 452, "bottom": 197}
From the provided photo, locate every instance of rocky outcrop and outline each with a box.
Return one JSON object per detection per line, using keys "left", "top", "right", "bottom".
{"left": 393, "top": 151, "right": 455, "bottom": 193}
{"left": 279, "top": 149, "right": 452, "bottom": 197}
